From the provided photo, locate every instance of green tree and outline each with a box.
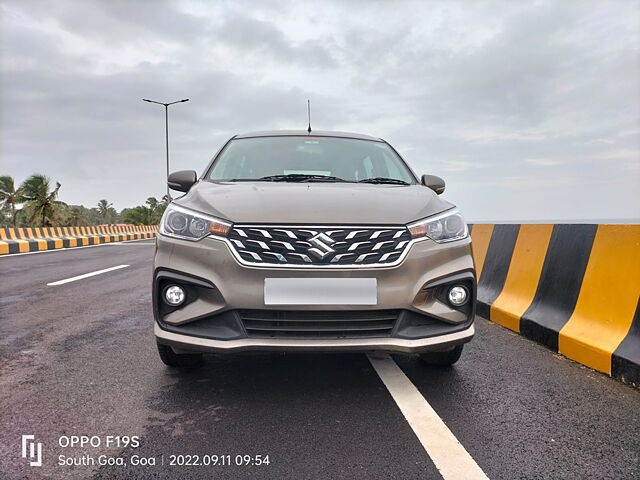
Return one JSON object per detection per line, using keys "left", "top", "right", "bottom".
{"left": 67, "top": 205, "right": 89, "bottom": 226}
{"left": 97, "top": 199, "right": 114, "bottom": 223}
{"left": 123, "top": 206, "right": 151, "bottom": 225}
{"left": 19, "top": 174, "right": 67, "bottom": 226}
{"left": 145, "top": 196, "right": 159, "bottom": 213}
{"left": 145, "top": 196, "right": 167, "bottom": 224}
{"left": 109, "top": 207, "right": 118, "bottom": 223}
{"left": 13, "top": 208, "right": 29, "bottom": 227}
{"left": 0, "top": 175, "right": 21, "bottom": 227}
{"left": 86, "top": 207, "right": 102, "bottom": 225}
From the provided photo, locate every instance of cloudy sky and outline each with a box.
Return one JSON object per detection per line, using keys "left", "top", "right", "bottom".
{"left": 1, "top": 0, "right": 639, "bottom": 221}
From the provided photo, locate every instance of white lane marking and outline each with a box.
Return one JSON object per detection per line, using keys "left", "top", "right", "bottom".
{"left": 47, "top": 265, "right": 130, "bottom": 286}
{"left": 367, "top": 354, "right": 489, "bottom": 480}
{"left": 0, "top": 238, "right": 154, "bottom": 258}
{"left": 106, "top": 242, "right": 155, "bottom": 246}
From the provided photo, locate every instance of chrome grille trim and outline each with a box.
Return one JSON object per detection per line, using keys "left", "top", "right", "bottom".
{"left": 218, "top": 224, "right": 417, "bottom": 268}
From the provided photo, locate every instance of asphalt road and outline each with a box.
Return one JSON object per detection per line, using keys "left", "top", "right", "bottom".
{"left": 1, "top": 241, "right": 639, "bottom": 479}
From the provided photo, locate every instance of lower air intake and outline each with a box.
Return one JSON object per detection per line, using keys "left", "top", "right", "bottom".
{"left": 239, "top": 310, "right": 400, "bottom": 338}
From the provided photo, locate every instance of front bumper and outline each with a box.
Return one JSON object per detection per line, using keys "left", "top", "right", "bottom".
{"left": 153, "top": 233, "right": 476, "bottom": 354}
{"left": 155, "top": 322, "right": 475, "bottom": 354}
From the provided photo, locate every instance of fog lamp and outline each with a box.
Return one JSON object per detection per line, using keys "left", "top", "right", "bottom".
{"left": 164, "top": 285, "right": 186, "bottom": 306}
{"left": 448, "top": 285, "right": 468, "bottom": 306}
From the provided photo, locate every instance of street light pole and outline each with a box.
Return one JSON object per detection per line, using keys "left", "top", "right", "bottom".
{"left": 143, "top": 98, "right": 189, "bottom": 200}
{"left": 164, "top": 104, "right": 169, "bottom": 200}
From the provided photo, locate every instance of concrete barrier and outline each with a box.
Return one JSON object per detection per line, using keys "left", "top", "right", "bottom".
{"left": 470, "top": 223, "right": 640, "bottom": 387}
{"left": 3, "top": 221, "right": 637, "bottom": 386}
{"left": 0, "top": 225, "right": 158, "bottom": 255}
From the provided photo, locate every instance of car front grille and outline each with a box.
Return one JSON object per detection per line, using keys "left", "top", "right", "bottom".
{"left": 239, "top": 310, "right": 400, "bottom": 338}
{"left": 226, "top": 225, "right": 412, "bottom": 266}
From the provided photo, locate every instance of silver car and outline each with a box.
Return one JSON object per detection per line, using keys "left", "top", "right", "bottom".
{"left": 153, "top": 130, "right": 475, "bottom": 367}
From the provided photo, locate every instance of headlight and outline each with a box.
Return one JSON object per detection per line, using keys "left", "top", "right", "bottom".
{"left": 160, "top": 204, "right": 231, "bottom": 241}
{"left": 407, "top": 209, "right": 468, "bottom": 243}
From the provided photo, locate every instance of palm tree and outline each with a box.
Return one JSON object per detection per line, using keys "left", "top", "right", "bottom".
{"left": 19, "top": 174, "right": 67, "bottom": 226}
{"left": 0, "top": 175, "right": 21, "bottom": 227}
{"left": 107, "top": 206, "right": 118, "bottom": 223}
{"left": 67, "top": 206, "right": 88, "bottom": 226}
{"left": 145, "top": 196, "right": 167, "bottom": 224}
{"left": 145, "top": 196, "right": 159, "bottom": 212}
{"left": 97, "top": 199, "right": 113, "bottom": 223}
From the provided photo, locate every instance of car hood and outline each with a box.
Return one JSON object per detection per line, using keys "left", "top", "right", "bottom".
{"left": 175, "top": 181, "right": 454, "bottom": 225}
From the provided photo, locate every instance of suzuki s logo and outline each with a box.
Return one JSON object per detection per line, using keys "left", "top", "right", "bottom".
{"left": 307, "top": 232, "right": 336, "bottom": 260}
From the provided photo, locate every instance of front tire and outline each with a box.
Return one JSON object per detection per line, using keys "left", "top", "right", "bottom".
{"left": 157, "top": 342, "right": 203, "bottom": 368}
{"left": 419, "top": 345, "right": 464, "bottom": 366}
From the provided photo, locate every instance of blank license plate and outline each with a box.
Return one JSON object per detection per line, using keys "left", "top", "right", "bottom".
{"left": 264, "top": 278, "right": 377, "bottom": 305}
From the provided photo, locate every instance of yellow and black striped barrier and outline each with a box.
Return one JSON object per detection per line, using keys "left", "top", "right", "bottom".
{"left": 470, "top": 224, "right": 640, "bottom": 387}
{"left": 0, "top": 225, "right": 158, "bottom": 255}
{"left": 3, "top": 222, "right": 638, "bottom": 386}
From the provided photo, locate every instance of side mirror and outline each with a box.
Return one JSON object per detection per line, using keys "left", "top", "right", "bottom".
{"left": 168, "top": 170, "right": 197, "bottom": 192}
{"left": 421, "top": 174, "right": 445, "bottom": 195}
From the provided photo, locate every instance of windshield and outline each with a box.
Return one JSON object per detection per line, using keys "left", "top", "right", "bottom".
{"left": 206, "top": 136, "right": 416, "bottom": 183}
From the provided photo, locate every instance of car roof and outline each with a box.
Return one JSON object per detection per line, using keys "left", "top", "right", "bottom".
{"left": 234, "top": 130, "right": 383, "bottom": 142}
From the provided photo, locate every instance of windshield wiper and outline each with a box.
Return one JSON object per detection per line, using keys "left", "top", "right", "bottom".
{"left": 301, "top": 175, "right": 348, "bottom": 183}
{"left": 358, "top": 177, "right": 410, "bottom": 185}
{"left": 258, "top": 174, "right": 347, "bottom": 182}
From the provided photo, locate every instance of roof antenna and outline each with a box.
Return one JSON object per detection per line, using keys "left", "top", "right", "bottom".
{"left": 307, "top": 99, "right": 312, "bottom": 133}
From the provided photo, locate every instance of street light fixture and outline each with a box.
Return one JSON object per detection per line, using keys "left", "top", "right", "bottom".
{"left": 142, "top": 98, "right": 189, "bottom": 199}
